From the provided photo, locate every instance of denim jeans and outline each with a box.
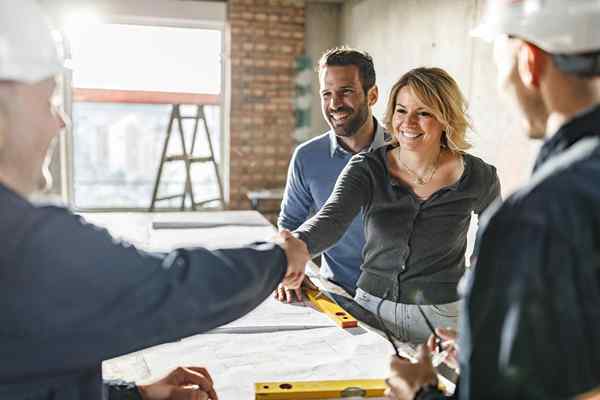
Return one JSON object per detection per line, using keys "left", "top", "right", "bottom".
{"left": 354, "top": 288, "right": 459, "bottom": 344}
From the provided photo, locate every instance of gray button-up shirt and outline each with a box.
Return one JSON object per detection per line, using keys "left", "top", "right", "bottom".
{"left": 296, "top": 145, "right": 500, "bottom": 304}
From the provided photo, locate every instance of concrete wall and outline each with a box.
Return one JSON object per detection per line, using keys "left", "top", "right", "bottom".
{"left": 305, "top": 2, "right": 342, "bottom": 135}
{"left": 339, "top": 0, "right": 540, "bottom": 195}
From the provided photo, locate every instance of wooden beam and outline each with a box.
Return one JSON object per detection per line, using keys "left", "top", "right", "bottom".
{"left": 72, "top": 88, "right": 220, "bottom": 105}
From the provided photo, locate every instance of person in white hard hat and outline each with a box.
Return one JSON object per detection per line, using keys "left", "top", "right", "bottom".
{"left": 385, "top": 0, "right": 600, "bottom": 399}
{"left": 0, "top": 1, "right": 309, "bottom": 400}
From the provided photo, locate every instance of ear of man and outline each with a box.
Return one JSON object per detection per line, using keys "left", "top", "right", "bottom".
{"left": 517, "top": 42, "right": 547, "bottom": 89}
{"left": 367, "top": 85, "right": 379, "bottom": 107}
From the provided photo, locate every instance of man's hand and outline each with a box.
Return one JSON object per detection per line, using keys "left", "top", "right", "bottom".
{"left": 274, "top": 276, "right": 318, "bottom": 303}
{"left": 272, "top": 229, "right": 310, "bottom": 290}
{"left": 427, "top": 327, "right": 459, "bottom": 371}
{"left": 137, "top": 366, "right": 217, "bottom": 400}
{"left": 385, "top": 346, "right": 437, "bottom": 400}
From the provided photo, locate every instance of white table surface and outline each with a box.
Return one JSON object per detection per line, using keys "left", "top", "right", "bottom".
{"left": 80, "top": 211, "right": 416, "bottom": 399}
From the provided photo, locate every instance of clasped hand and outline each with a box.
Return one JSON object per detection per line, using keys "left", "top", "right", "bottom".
{"left": 271, "top": 229, "right": 310, "bottom": 292}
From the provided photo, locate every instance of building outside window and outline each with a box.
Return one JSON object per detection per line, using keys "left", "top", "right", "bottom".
{"left": 65, "top": 22, "right": 223, "bottom": 209}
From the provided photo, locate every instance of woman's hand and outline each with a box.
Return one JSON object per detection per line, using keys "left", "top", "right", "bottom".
{"left": 274, "top": 276, "right": 318, "bottom": 303}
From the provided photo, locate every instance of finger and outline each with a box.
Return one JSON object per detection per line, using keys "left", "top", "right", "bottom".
{"left": 172, "top": 387, "right": 209, "bottom": 400}
{"left": 294, "top": 287, "right": 303, "bottom": 302}
{"left": 286, "top": 288, "right": 293, "bottom": 303}
{"left": 426, "top": 334, "right": 436, "bottom": 353}
{"left": 385, "top": 376, "right": 407, "bottom": 399}
{"left": 275, "top": 286, "right": 284, "bottom": 301}
{"left": 174, "top": 367, "right": 214, "bottom": 393}
{"left": 384, "top": 386, "right": 397, "bottom": 400}
{"left": 277, "top": 285, "right": 285, "bottom": 302}
{"left": 437, "top": 327, "right": 457, "bottom": 340}
{"left": 186, "top": 367, "right": 214, "bottom": 387}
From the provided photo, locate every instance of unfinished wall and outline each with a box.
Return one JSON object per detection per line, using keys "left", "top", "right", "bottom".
{"left": 340, "top": 0, "right": 540, "bottom": 196}
{"left": 305, "top": 2, "right": 342, "bottom": 136}
{"left": 228, "top": 0, "right": 305, "bottom": 212}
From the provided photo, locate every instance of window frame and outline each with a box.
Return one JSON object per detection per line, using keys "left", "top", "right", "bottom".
{"left": 61, "top": 15, "right": 228, "bottom": 211}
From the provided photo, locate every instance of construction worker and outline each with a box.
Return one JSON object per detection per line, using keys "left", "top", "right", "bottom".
{"left": 385, "top": 0, "right": 600, "bottom": 399}
{"left": 0, "top": 1, "right": 309, "bottom": 399}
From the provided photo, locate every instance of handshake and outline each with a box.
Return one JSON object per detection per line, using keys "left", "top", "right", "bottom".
{"left": 271, "top": 229, "right": 311, "bottom": 295}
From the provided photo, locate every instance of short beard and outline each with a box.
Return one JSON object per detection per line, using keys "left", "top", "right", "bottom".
{"left": 330, "top": 99, "right": 370, "bottom": 138}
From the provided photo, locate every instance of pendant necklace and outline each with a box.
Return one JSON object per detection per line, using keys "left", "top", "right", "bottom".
{"left": 398, "top": 149, "right": 442, "bottom": 185}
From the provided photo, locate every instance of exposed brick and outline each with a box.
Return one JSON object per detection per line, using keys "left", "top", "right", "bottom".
{"left": 229, "top": 0, "right": 304, "bottom": 210}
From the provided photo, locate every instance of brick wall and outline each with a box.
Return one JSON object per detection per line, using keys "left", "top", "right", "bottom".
{"left": 228, "top": 0, "right": 305, "bottom": 222}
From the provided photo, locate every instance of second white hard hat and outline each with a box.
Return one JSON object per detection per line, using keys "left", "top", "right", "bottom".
{"left": 471, "top": 0, "right": 600, "bottom": 55}
{"left": 0, "top": 0, "right": 63, "bottom": 83}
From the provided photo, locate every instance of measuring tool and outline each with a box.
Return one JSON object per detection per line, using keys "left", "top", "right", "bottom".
{"left": 255, "top": 378, "right": 386, "bottom": 399}
{"left": 304, "top": 288, "right": 358, "bottom": 328}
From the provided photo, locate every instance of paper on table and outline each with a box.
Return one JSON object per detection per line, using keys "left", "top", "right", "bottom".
{"left": 216, "top": 294, "right": 335, "bottom": 331}
{"left": 103, "top": 295, "right": 335, "bottom": 380}
{"left": 138, "top": 327, "right": 394, "bottom": 399}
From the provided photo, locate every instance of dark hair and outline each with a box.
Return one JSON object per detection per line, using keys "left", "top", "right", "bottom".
{"left": 317, "top": 46, "right": 376, "bottom": 94}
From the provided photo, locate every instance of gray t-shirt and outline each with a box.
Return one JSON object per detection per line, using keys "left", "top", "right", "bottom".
{"left": 296, "top": 144, "right": 500, "bottom": 304}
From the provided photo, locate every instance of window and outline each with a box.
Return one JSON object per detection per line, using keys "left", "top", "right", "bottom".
{"left": 65, "top": 22, "right": 223, "bottom": 209}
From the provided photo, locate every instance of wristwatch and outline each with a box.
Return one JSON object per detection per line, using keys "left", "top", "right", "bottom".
{"left": 105, "top": 379, "right": 143, "bottom": 400}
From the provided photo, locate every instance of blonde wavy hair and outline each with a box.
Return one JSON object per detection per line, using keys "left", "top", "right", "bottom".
{"left": 383, "top": 67, "right": 472, "bottom": 153}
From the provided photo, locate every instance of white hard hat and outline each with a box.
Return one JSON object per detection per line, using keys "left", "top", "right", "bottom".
{"left": 0, "top": 0, "right": 63, "bottom": 83}
{"left": 472, "top": 0, "right": 600, "bottom": 55}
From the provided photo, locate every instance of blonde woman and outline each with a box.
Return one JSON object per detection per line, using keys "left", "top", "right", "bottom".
{"left": 293, "top": 67, "right": 500, "bottom": 344}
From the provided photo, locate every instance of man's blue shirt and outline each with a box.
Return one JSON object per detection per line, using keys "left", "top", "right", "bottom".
{"left": 278, "top": 118, "right": 387, "bottom": 294}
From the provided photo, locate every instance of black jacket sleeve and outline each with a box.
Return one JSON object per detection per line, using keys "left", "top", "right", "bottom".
{"left": 1, "top": 207, "right": 286, "bottom": 380}
{"left": 460, "top": 214, "right": 600, "bottom": 399}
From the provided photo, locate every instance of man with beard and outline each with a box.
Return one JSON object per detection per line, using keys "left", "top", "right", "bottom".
{"left": 384, "top": 0, "right": 600, "bottom": 399}
{"left": 277, "top": 47, "right": 387, "bottom": 302}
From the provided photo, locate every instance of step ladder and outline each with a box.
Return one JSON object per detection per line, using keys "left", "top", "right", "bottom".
{"left": 149, "top": 104, "right": 225, "bottom": 211}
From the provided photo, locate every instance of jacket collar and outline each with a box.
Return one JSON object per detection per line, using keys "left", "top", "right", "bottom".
{"left": 533, "top": 104, "right": 600, "bottom": 172}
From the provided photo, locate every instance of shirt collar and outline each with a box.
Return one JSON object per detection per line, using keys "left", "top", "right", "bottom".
{"left": 328, "top": 117, "right": 388, "bottom": 158}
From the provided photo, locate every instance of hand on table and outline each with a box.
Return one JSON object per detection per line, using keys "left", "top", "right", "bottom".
{"left": 274, "top": 275, "right": 318, "bottom": 303}
{"left": 137, "top": 366, "right": 218, "bottom": 400}
{"left": 385, "top": 346, "right": 437, "bottom": 400}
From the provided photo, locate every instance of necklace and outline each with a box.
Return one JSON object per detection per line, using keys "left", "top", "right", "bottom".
{"left": 397, "top": 149, "right": 442, "bottom": 185}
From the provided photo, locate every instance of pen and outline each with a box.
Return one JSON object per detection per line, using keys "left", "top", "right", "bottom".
{"left": 416, "top": 304, "right": 444, "bottom": 354}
